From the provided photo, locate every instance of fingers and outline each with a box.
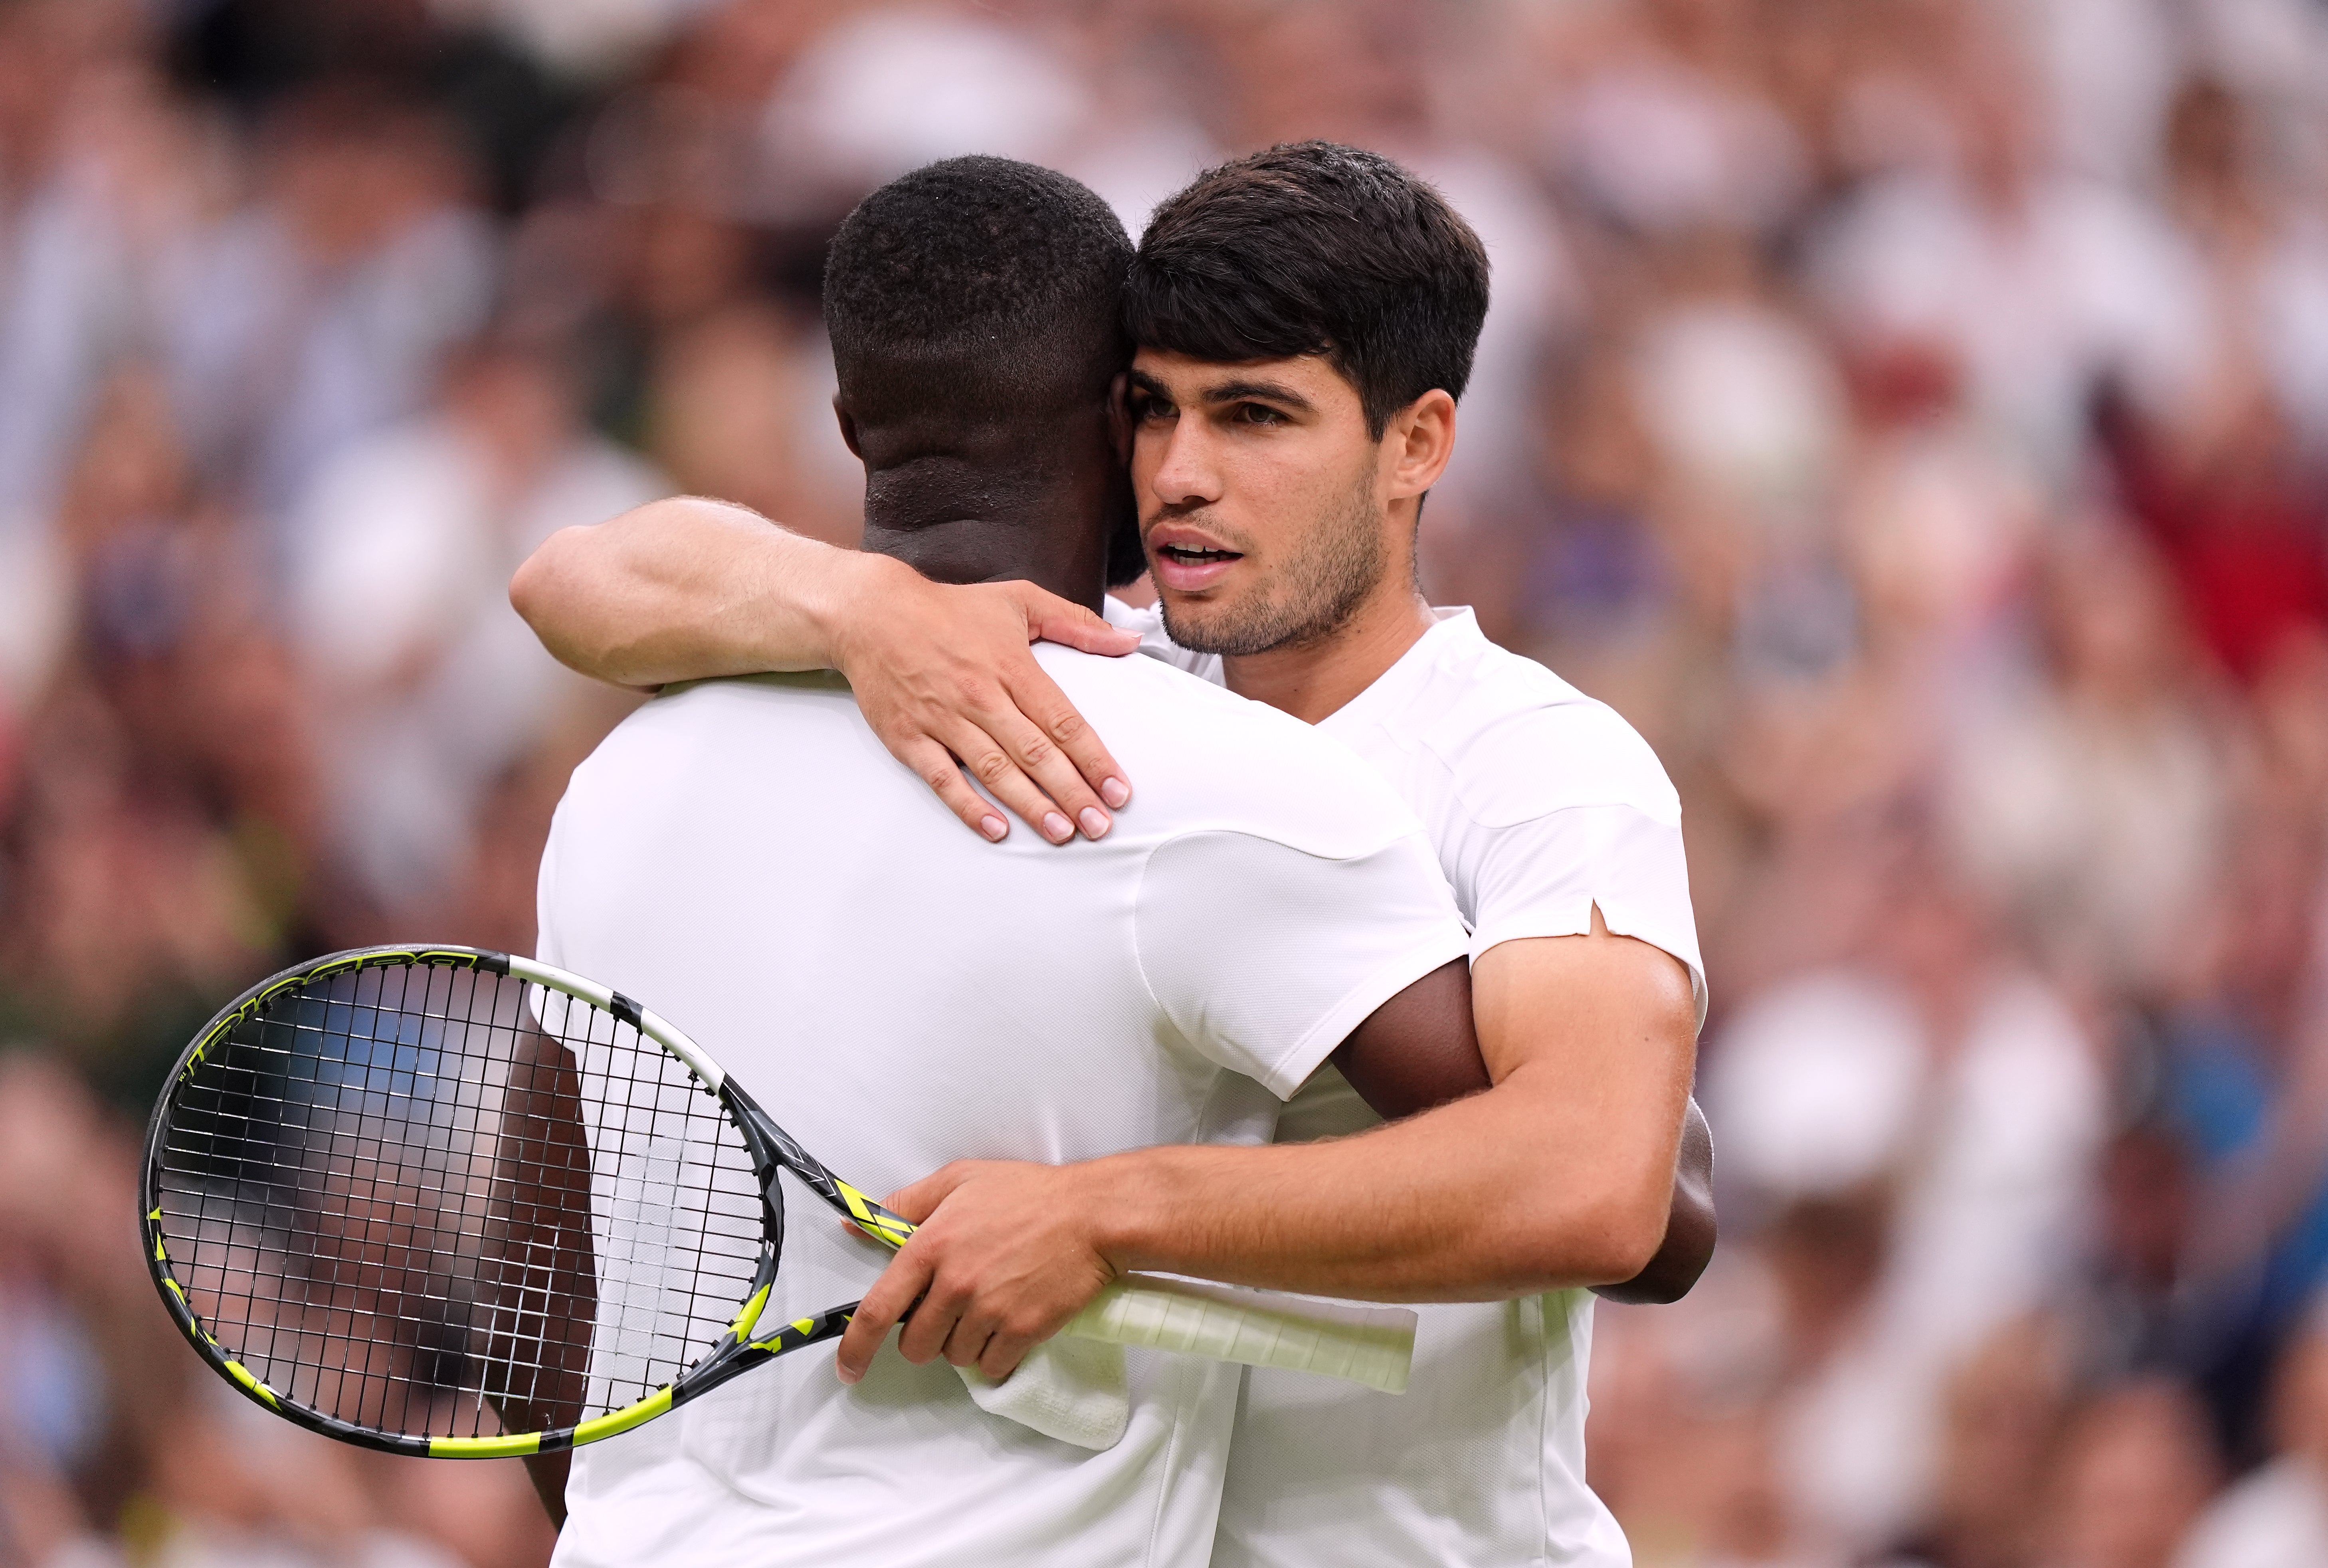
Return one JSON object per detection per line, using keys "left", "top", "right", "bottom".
{"left": 974, "top": 1326, "right": 1039, "bottom": 1382}
{"left": 851, "top": 581, "right": 1134, "bottom": 843}
{"left": 1019, "top": 588, "right": 1143, "bottom": 658}
{"left": 885, "top": 1163, "right": 978, "bottom": 1225}
{"left": 882, "top": 701, "right": 1106, "bottom": 846}
{"left": 953, "top": 699, "right": 1116, "bottom": 844}
{"left": 933, "top": 716, "right": 1081, "bottom": 844}
{"left": 997, "top": 661, "right": 1132, "bottom": 817}
{"left": 895, "top": 1274, "right": 964, "bottom": 1368}
{"left": 893, "top": 737, "right": 1010, "bottom": 843}
{"left": 835, "top": 1249, "right": 930, "bottom": 1384}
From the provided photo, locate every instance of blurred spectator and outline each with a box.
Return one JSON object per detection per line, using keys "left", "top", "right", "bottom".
{"left": 1706, "top": 835, "right": 2104, "bottom": 1554}
{"left": 1941, "top": 527, "right": 2227, "bottom": 998}
{"left": 286, "top": 331, "right": 659, "bottom": 931}
{"left": 2177, "top": 1299, "right": 2328, "bottom": 1568}
{"left": 168, "top": 77, "right": 496, "bottom": 537}
{"left": 4, "top": 3, "right": 2328, "bottom": 1564}
{"left": 2033, "top": 1380, "right": 2219, "bottom": 1568}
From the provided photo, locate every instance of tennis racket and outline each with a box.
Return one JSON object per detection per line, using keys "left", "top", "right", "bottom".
{"left": 141, "top": 943, "right": 1415, "bottom": 1460}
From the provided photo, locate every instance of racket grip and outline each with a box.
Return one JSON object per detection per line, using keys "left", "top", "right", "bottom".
{"left": 1063, "top": 1274, "right": 1415, "bottom": 1394}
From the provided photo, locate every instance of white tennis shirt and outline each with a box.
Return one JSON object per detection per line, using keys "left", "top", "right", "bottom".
{"left": 1109, "top": 600, "right": 1705, "bottom": 1568}
{"left": 533, "top": 644, "right": 1470, "bottom": 1568}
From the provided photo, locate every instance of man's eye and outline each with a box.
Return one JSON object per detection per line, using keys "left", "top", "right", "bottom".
{"left": 1133, "top": 396, "right": 1174, "bottom": 422}
{"left": 1233, "top": 403, "right": 1287, "bottom": 426}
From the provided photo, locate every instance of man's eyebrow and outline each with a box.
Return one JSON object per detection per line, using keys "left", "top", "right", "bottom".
{"left": 1198, "top": 378, "right": 1315, "bottom": 412}
{"left": 1125, "top": 368, "right": 1318, "bottom": 414}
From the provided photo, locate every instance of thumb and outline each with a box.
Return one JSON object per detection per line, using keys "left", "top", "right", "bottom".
{"left": 884, "top": 1162, "right": 980, "bottom": 1224}
{"left": 1017, "top": 587, "right": 1142, "bottom": 657}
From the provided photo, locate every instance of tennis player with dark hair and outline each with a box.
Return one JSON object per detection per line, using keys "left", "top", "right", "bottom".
{"left": 517, "top": 143, "right": 1710, "bottom": 1568}
{"left": 530, "top": 156, "right": 1498, "bottom": 1566}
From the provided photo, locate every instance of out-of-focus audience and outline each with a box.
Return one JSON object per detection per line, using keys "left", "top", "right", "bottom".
{"left": 2, "top": 1, "right": 2325, "bottom": 1564}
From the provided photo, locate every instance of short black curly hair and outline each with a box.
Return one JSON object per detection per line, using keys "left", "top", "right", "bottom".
{"left": 1126, "top": 142, "right": 1490, "bottom": 438}
{"left": 824, "top": 155, "right": 1134, "bottom": 432}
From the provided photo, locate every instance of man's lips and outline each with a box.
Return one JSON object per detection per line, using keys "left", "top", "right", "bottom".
{"left": 1150, "top": 535, "right": 1245, "bottom": 593}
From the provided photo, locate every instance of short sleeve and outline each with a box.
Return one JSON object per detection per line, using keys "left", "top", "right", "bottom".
{"left": 1134, "top": 829, "right": 1471, "bottom": 1099}
{"left": 1466, "top": 802, "right": 1707, "bottom": 1025}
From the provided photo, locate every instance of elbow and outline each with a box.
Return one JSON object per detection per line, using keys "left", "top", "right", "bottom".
{"left": 509, "top": 527, "right": 580, "bottom": 633}
{"left": 1501, "top": 1180, "right": 1672, "bottom": 1293}
{"left": 511, "top": 527, "right": 636, "bottom": 684}
{"left": 1583, "top": 1194, "right": 1673, "bottom": 1288}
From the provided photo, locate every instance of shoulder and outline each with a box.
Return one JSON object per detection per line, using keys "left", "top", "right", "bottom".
{"left": 1035, "top": 645, "right": 1424, "bottom": 857}
{"left": 562, "top": 673, "right": 859, "bottom": 798}
{"left": 1404, "top": 632, "right": 1680, "bottom": 830}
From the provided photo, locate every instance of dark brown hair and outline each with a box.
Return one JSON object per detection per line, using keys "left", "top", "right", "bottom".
{"left": 1126, "top": 141, "right": 1491, "bottom": 437}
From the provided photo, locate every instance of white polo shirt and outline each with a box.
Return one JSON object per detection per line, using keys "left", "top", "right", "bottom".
{"left": 1110, "top": 600, "right": 1704, "bottom": 1568}
{"left": 534, "top": 643, "right": 1469, "bottom": 1568}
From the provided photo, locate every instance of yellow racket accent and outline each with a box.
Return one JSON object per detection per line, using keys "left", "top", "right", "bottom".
{"left": 429, "top": 1431, "right": 544, "bottom": 1458}
{"left": 729, "top": 1282, "right": 772, "bottom": 1342}
{"left": 568, "top": 1388, "right": 674, "bottom": 1446}
{"left": 834, "top": 1181, "right": 915, "bottom": 1248}
{"left": 222, "top": 1359, "right": 282, "bottom": 1410}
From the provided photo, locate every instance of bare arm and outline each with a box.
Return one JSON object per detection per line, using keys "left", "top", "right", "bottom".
{"left": 837, "top": 910, "right": 1699, "bottom": 1381}
{"left": 1593, "top": 1097, "right": 1714, "bottom": 1305}
{"left": 480, "top": 1026, "right": 596, "bottom": 1528}
{"left": 510, "top": 497, "right": 1140, "bottom": 841}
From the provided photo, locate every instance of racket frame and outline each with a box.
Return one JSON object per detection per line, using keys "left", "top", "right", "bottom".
{"left": 141, "top": 942, "right": 914, "bottom": 1459}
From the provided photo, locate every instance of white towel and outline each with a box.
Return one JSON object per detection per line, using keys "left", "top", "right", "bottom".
{"left": 956, "top": 1336, "right": 1130, "bottom": 1450}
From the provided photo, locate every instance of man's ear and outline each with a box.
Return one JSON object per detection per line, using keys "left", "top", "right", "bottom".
{"left": 1385, "top": 389, "right": 1457, "bottom": 499}
{"left": 833, "top": 396, "right": 863, "bottom": 460}
{"left": 1107, "top": 372, "right": 1132, "bottom": 465}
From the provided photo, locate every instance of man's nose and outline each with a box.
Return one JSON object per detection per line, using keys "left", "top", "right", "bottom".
{"left": 1147, "top": 419, "right": 1221, "bottom": 508}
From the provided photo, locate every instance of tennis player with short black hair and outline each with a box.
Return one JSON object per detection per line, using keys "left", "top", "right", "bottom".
{"left": 517, "top": 143, "right": 1710, "bottom": 1568}
{"left": 529, "top": 156, "right": 1499, "bottom": 1567}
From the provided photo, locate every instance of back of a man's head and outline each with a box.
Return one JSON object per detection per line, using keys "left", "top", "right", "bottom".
{"left": 1126, "top": 141, "right": 1489, "bottom": 438}
{"left": 825, "top": 156, "right": 1134, "bottom": 449}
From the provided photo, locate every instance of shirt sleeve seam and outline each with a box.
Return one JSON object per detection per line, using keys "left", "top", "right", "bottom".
{"left": 1254, "top": 927, "right": 1475, "bottom": 1101}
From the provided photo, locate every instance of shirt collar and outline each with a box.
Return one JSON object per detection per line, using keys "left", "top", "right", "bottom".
{"left": 1318, "top": 606, "right": 1479, "bottom": 735}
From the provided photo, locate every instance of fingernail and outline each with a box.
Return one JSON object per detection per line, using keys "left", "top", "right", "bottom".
{"left": 1101, "top": 777, "right": 1130, "bottom": 808}
{"left": 1079, "top": 806, "right": 1110, "bottom": 839}
{"left": 1043, "top": 812, "right": 1072, "bottom": 843}
{"left": 980, "top": 815, "right": 1007, "bottom": 841}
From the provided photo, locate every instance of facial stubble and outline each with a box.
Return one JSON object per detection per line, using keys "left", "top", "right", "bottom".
{"left": 1156, "top": 467, "right": 1388, "bottom": 657}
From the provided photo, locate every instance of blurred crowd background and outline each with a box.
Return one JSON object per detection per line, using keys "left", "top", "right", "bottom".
{"left": 2, "top": 0, "right": 2327, "bottom": 1565}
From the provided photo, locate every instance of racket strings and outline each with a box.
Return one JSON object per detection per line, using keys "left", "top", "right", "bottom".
{"left": 153, "top": 960, "right": 765, "bottom": 1442}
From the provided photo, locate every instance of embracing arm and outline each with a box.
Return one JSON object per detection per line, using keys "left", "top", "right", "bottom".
{"left": 509, "top": 497, "right": 1139, "bottom": 839}
{"left": 1330, "top": 960, "right": 1713, "bottom": 1305}
{"left": 838, "top": 911, "right": 1700, "bottom": 1380}
{"left": 1595, "top": 1096, "right": 1714, "bottom": 1305}
{"left": 1093, "top": 919, "right": 1695, "bottom": 1295}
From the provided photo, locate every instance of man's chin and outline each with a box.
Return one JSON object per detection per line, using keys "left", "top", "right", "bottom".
{"left": 1157, "top": 593, "right": 1270, "bottom": 658}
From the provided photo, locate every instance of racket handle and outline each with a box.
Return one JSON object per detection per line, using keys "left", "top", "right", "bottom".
{"left": 1063, "top": 1274, "right": 1415, "bottom": 1394}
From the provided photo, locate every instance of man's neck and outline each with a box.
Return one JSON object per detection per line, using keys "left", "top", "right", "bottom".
{"left": 862, "top": 515, "right": 1105, "bottom": 610}
{"left": 1220, "top": 580, "right": 1436, "bottom": 725}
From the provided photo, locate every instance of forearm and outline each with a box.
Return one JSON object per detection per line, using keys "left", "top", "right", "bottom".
{"left": 510, "top": 496, "right": 900, "bottom": 686}
{"left": 1087, "top": 1064, "right": 1677, "bottom": 1301}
